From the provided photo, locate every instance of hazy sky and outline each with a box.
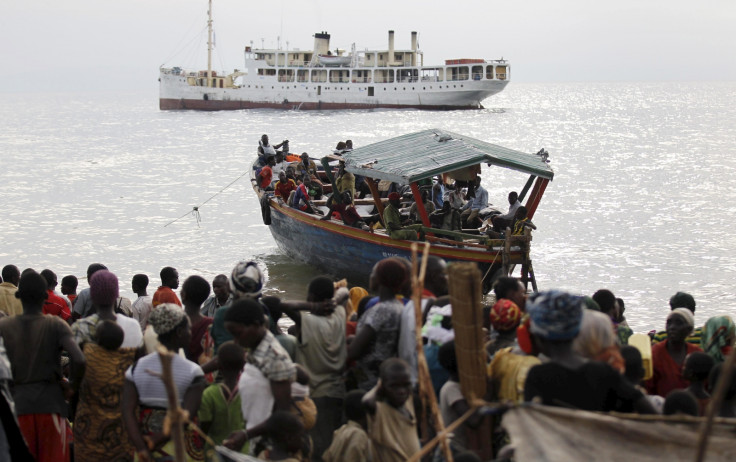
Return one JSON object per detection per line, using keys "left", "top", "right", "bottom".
{"left": 2, "top": 0, "right": 734, "bottom": 92}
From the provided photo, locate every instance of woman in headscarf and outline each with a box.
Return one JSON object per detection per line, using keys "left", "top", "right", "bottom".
{"left": 73, "top": 271, "right": 140, "bottom": 461}
{"left": 645, "top": 308, "right": 703, "bottom": 398}
{"left": 122, "top": 304, "right": 206, "bottom": 461}
{"left": 523, "top": 290, "right": 654, "bottom": 413}
{"left": 347, "top": 257, "right": 407, "bottom": 391}
{"left": 701, "top": 315, "right": 735, "bottom": 365}
{"left": 486, "top": 299, "right": 523, "bottom": 359}
{"left": 211, "top": 261, "right": 268, "bottom": 354}
{"left": 572, "top": 309, "right": 625, "bottom": 373}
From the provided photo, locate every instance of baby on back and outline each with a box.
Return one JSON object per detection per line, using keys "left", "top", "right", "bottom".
{"left": 96, "top": 320, "right": 124, "bottom": 351}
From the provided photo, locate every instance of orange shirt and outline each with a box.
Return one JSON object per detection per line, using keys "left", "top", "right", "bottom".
{"left": 152, "top": 286, "right": 182, "bottom": 308}
{"left": 259, "top": 166, "right": 273, "bottom": 189}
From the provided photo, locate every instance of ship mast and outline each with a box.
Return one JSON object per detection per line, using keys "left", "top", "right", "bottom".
{"left": 207, "top": 0, "right": 213, "bottom": 87}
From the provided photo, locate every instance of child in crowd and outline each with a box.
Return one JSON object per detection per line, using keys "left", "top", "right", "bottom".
{"left": 620, "top": 345, "right": 665, "bottom": 413}
{"left": 60, "top": 274, "right": 78, "bottom": 306}
{"left": 363, "top": 358, "right": 420, "bottom": 462}
{"left": 683, "top": 352, "right": 715, "bottom": 415}
{"left": 707, "top": 363, "right": 736, "bottom": 417}
{"left": 323, "top": 390, "right": 371, "bottom": 462}
{"left": 438, "top": 340, "right": 472, "bottom": 456}
{"left": 663, "top": 390, "right": 699, "bottom": 416}
{"left": 198, "top": 341, "right": 248, "bottom": 459}
{"left": 260, "top": 411, "right": 306, "bottom": 461}
{"left": 95, "top": 320, "right": 124, "bottom": 351}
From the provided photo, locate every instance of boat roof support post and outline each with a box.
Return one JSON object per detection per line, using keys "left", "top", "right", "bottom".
{"left": 524, "top": 177, "right": 549, "bottom": 220}
{"left": 409, "top": 182, "right": 432, "bottom": 228}
{"left": 518, "top": 175, "right": 536, "bottom": 203}
{"left": 366, "top": 179, "right": 386, "bottom": 227}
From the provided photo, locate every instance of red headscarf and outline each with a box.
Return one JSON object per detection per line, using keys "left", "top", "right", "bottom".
{"left": 490, "top": 299, "right": 522, "bottom": 332}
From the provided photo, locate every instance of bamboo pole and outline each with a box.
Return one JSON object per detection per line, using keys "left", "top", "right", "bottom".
{"left": 694, "top": 340, "right": 736, "bottom": 462}
{"left": 411, "top": 242, "right": 453, "bottom": 462}
{"left": 151, "top": 346, "right": 187, "bottom": 462}
{"left": 407, "top": 406, "right": 477, "bottom": 462}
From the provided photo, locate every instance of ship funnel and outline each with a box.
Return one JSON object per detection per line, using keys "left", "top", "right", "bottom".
{"left": 411, "top": 31, "right": 417, "bottom": 66}
{"left": 388, "top": 30, "right": 395, "bottom": 65}
{"left": 313, "top": 32, "right": 330, "bottom": 56}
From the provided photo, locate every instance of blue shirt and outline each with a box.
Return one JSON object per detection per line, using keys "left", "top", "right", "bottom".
{"left": 463, "top": 185, "right": 488, "bottom": 211}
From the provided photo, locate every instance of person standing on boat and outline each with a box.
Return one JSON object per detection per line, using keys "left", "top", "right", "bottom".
{"left": 460, "top": 176, "right": 488, "bottom": 229}
{"left": 257, "top": 135, "right": 287, "bottom": 165}
{"left": 383, "top": 192, "right": 424, "bottom": 241}
{"left": 491, "top": 191, "right": 521, "bottom": 232}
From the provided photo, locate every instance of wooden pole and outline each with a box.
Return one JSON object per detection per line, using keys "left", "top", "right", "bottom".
{"left": 694, "top": 340, "right": 736, "bottom": 462}
{"left": 448, "top": 262, "right": 491, "bottom": 458}
{"left": 411, "top": 242, "right": 453, "bottom": 462}
{"left": 367, "top": 179, "right": 386, "bottom": 227}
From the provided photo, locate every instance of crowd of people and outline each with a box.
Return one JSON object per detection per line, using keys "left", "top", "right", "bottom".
{"left": 0, "top": 257, "right": 734, "bottom": 462}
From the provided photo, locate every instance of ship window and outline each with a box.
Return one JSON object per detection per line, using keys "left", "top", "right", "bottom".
{"left": 278, "top": 69, "right": 295, "bottom": 82}
{"left": 471, "top": 65, "right": 483, "bottom": 80}
{"left": 420, "top": 67, "right": 442, "bottom": 82}
{"left": 486, "top": 65, "right": 494, "bottom": 80}
{"left": 368, "top": 87, "right": 374, "bottom": 96}
{"left": 449, "top": 66, "right": 469, "bottom": 81}
{"left": 496, "top": 66, "right": 507, "bottom": 80}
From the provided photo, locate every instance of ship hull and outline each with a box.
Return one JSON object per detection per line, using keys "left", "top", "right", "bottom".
{"left": 159, "top": 72, "right": 508, "bottom": 111}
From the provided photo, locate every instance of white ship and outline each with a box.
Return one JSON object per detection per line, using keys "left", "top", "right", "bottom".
{"left": 159, "top": 1, "right": 510, "bottom": 111}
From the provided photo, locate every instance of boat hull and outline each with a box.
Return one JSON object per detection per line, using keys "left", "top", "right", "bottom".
{"left": 159, "top": 72, "right": 508, "bottom": 111}
{"left": 266, "top": 199, "right": 503, "bottom": 283}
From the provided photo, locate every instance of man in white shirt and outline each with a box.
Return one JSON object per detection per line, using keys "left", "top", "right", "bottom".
{"left": 131, "top": 274, "right": 153, "bottom": 330}
{"left": 491, "top": 191, "right": 521, "bottom": 232}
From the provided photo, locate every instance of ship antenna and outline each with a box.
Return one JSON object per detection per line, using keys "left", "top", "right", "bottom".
{"left": 207, "top": 0, "right": 213, "bottom": 87}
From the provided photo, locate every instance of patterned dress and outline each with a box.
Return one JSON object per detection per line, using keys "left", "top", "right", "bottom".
{"left": 74, "top": 344, "right": 137, "bottom": 461}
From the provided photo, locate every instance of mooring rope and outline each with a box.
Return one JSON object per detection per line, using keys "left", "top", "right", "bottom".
{"left": 164, "top": 170, "right": 250, "bottom": 228}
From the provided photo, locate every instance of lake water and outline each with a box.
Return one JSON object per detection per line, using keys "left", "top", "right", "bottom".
{"left": 1, "top": 81, "right": 735, "bottom": 332}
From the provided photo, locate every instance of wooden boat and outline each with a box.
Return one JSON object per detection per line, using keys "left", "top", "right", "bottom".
{"left": 252, "top": 129, "right": 554, "bottom": 292}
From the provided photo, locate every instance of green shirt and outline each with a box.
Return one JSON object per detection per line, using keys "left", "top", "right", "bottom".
{"left": 198, "top": 383, "right": 248, "bottom": 457}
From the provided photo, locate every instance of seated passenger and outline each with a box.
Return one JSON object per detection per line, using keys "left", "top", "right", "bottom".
{"left": 491, "top": 192, "right": 522, "bottom": 232}
{"left": 292, "top": 177, "right": 322, "bottom": 215}
{"left": 321, "top": 192, "right": 370, "bottom": 231}
{"left": 383, "top": 192, "right": 424, "bottom": 241}
{"left": 255, "top": 156, "right": 276, "bottom": 192}
{"left": 408, "top": 190, "right": 435, "bottom": 224}
{"left": 335, "top": 161, "right": 356, "bottom": 202}
{"left": 272, "top": 152, "right": 288, "bottom": 179}
{"left": 296, "top": 152, "right": 320, "bottom": 181}
{"left": 485, "top": 206, "right": 536, "bottom": 239}
{"left": 460, "top": 176, "right": 487, "bottom": 228}
{"left": 274, "top": 172, "right": 297, "bottom": 203}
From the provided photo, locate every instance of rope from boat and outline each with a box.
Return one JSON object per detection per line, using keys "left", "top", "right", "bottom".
{"left": 164, "top": 170, "right": 250, "bottom": 228}
{"left": 481, "top": 247, "right": 504, "bottom": 282}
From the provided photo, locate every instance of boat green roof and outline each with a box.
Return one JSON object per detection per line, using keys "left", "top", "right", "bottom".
{"left": 342, "top": 128, "right": 554, "bottom": 184}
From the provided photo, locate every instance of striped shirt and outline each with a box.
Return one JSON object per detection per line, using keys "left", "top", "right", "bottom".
{"left": 125, "top": 352, "right": 204, "bottom": 408}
